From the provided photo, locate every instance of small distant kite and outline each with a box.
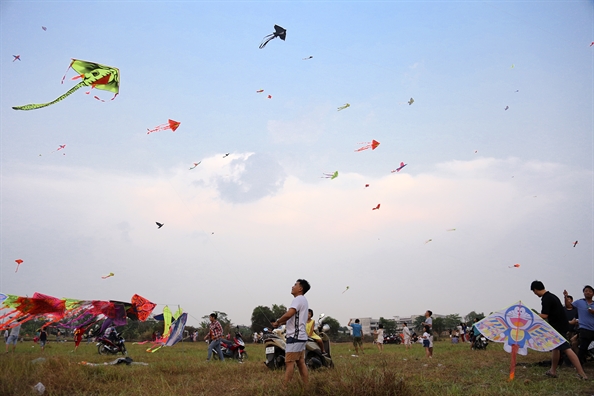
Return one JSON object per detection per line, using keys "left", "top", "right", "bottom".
{"left": 13, "top": 58, "right": 119, "bottom": 111}
{"left": 508, "top": 264, "right": 520, "bottom": 268}
{"left": 101, "top": 273, "right": 114, "bottom": 279}
{"left": 355, "top": 140, "right": 380, "bottom": 152}
{"left": 156, "top": 222, "right": 164, "bottom": 229}
{"left": 425, "top": 239, "right": 432, "bottom": 244}
{"left": 52, "top": 144, "right": 66, "bottom": 154}
{"left": 504, "top": 106, "right": 509, "bottom": 111}
{"left": 573, "top": 241, "right": 578, "bottom": 247}
{"left": 14, "top": 259, "right": 23, "bottom": 273}
{"left": 12, "top": 55, "right": 21, "bottom": 62}
{"left": 447, "top": 228, "right": 456, "bottom": 232}
{"left": 365, "top": 184, "right": 369, "bottom": 188}
{"left": 372, "top": 204, "right": 380, "bottom": 210}
{"left": 302, "top": 56, "right": 313, "bottom": 60}
{"left": 392, "top": 162, "right": 407, "bottom": 172}
{"left": 256, "top": 89, "right": 264, "bottom": 93}
{"left": 474, "top": 150, "right": 478, "bottom": 154}
{"left": 42, "top": 26, "right": 47, "bottom": 31}
{"left": 147, "top": 119, "right": 180, "bottom": 134}
{"left": 590, "top": 42, "right": 594, "bottom": 47}
{"left": 337, "top": 103, "right": 350, "bottom": 111}
{"left": 321, "top": 171, "right": 338, "bottom": 180}
{"left": 223, "top": 153, "right": 230, "bottom": 158}
{"left": 342, "top": 286, "right": 350, "bottom": 294}
{"left": 189, "top": 162, "right": 201, "bottom": 170}
{"left": 259, "top": 25, "right": 286, "bottom": 49}
{"left": 267, "top": 95, "right": 272, "bottom": 99}
{"left": 511, "top": 64, "right": 515, "bottom": 69}
{"left": 408, "top": 98, "right": 414, "bottom": 105}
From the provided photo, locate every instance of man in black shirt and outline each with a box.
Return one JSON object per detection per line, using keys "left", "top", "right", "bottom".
{"left": 531, "top": 280, "right": 587, "bottom": 379}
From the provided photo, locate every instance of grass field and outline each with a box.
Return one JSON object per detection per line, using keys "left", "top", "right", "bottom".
{"left": 1, "top": 339, "right": 593, "bottom": 395}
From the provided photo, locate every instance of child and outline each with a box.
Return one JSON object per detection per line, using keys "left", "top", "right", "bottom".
{"left": 39, "top": 328, "right": 48, "bottom": 352}
{"left": 306, "top": 309, "right": 325, "bottom": 354}
{"left": 374, "top": 324, "right": 384, "bottom": 352}
{"left": 422, "top": 325, "right": 432, "bottom": 358}
{"left": 73, "top": 327, "right": 84, "bottom": 352}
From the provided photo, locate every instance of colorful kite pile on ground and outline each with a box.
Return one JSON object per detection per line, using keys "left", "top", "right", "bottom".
{"left": 0, "top": 292, "right": 156, "bottom": 331}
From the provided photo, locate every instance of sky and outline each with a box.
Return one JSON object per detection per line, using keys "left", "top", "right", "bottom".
{"left": 1, "top": 1, "right": 593, "bottom": 328}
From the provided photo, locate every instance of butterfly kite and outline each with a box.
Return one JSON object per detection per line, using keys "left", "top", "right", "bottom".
{"left": 408, "top": 98, "right": 414, "bottom": 105}
{"left": 508, "top": 264, "right": 520, "bottom": 268}
{"left": 101, "top": 273, "right": 114, "bottom": 279}
{"left": 147, "top": 119, "right": 180, "bottom": 134}
{"left": 259, "top": 25, "right": 286, "bottom": 49}
{"left": 14, "top": 259, "right": 23, "bottom": 273}
{"left": 13, "top": 59, "right": 119, "bottom": 111}
{"left": 573, "top": 241, "right": 578, "bottom": 247}
{"left": 337, "top": 103, "right": 350, "bottom": 111}
{"left": 372, "top": 204, "right": 380, "bottom": 210}
{"left": 321, "top": 171, "right": 338, "bottom": 180}
{"left": 189, "top": 162, "right": 201, "bottom": 170}
{"left": 355, "top": 140, "right": 380, "bottom": 152}
{"left": 12, "top": 55, "right": 20, "bottom": 62}
{"left": 156, "top": 222, "right": 164, "bottom": 229}
{"left": 475, "top": 301, "right": 565, "bottom": 380}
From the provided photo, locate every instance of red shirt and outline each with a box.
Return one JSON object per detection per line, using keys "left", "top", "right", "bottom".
{"left": 209, "top": 320, "right": 223, "bottom": 339}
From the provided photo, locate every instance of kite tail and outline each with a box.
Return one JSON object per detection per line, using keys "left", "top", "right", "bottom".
{"left": 12, "top": 82, "right": 85, "bottom": 111}
{"left": 259, "top": 34, "right": 275, "bottom": 49}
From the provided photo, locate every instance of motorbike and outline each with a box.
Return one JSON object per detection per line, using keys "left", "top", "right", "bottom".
{"left": 97, "top": 333, "right": 127, "bottom": 355}
{"left": 219, "top": 327, "right": 248, "bottom": 362}
{"left": 472, "top": 335, "right": 488, "bottom": 350}
{"left": 264, "top": 314, "right": 334, "bottom": 370}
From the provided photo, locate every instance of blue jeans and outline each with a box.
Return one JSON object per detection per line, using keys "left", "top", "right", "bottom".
{"left": 207, "top": 338, "right": 224, "bottom": 361}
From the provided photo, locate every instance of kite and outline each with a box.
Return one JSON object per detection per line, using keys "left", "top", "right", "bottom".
{"left": 365, "top": 184, "right": 369, "bottom": 188}
{"left": 392, "top": 162, "right": 407, "bottom": 172}
{"left": 101, "top": 273, "right": 114, "bottom": 279}
{"left": 504, "top": 106, "right": 509, "bottom": 111}
{"left": 147, "top": 119, "right": 180, "bottom": 134}
{"left": 474, "top": 150, "right": 478, "bottom": 154}
{"left": 12, "top": 55, "right": 21, "bottom": 62}
{"left": 42, "top": 26, "right": 47, "bottom": 31}
{"left": 337, "top": 103, "right": 350, "bottom": 111}
{"left": 342, "top": 286, "right": 350, "bottom": 294}
{"left": 355, "top": 140, "right": 380, "bottom": 152}
{"left": 446, "top": 228, "right": 456, "bottom": 232}
{"left": 511, "top": 64, "right": 515, "bottom": 69}
{"left": 156, "top": 222, "right": 164, "bottom": 229}
{"left": 372, "top": 204, "right": 380, "bottom": 210}
{"left": 321, "top": 171, "right": 338, "bottom": 180}
{"left": 475, "top": 301, "right": 565, "bottom": 380}
{"left": 14, "top": 259, "right": 23, "bottom": 273}
{"left": 13, "top": 59, "right": 120, "bottom": 111}
{"left": 425, "top": 239, "right": 432, "bottom": 244}
{"left": 591, "top": 42, "right": 594, "bottom": 47}
{"left": 573, "top": 241, "right": 578, "bottom": 247}
{"left": 508, "top": 264, "right": 520, "bottom": 268}
{"left": 189, "top": 162, "right": 201, "bottom": 170}
{"left": 302, "top": 56, "right": 313, "bottom": 60}
{"left": 267, "top": 95, "right": 272, "bottom": 99}
{"left": 256, "top": 89, "right": 264, "bottom": 93}
{"left": 259, "top": 25, "right": 286, "bottom": 49}
{"left": 223, "top": 153, "right": 230, "bottom": 158}
{"left": 52, "top": 144, "right": 66, "bottom": 154}
{"left": 408, "top": 98, "right": 414, "bottom": 105}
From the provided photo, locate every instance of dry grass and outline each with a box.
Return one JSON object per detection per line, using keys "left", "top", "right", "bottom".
{"left": 1, "top": 339, "right": 594, "bottom": 395}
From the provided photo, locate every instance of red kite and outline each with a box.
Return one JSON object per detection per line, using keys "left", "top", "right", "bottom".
{"left": 372, "top": 204, "right": 380, "bottom": 210}
{"left": 355, "top": 140, "right": 380, "bottom": 152}
{"left": 147, "top": 119, "right": 181, "bottom": 134}
{"left": 15, "top": 259, "right": 23, "bottom": 273}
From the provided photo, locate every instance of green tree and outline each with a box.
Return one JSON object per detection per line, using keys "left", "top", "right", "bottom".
{"left": 413, "top": 315, "right": 425, "bottom": 332}
{"left": 443, "top": 314, "right": 462, "bottom": 331}
{"left": 321, "top": 316, "right": 340, "bottom": 336}
{"left": 464, "top": 311, "right": 485, "bottom": 324}
{"left": 379, "top": 317, "right": 397, "bottom": 334}
{"left": 433, "top": 317, "right": 445, "bottom": 335}
{"left": 271, "top": 304, "right": 287, "bottom": 321}
{"left": 251, "top": 305, "right": 275, "bottom": 332}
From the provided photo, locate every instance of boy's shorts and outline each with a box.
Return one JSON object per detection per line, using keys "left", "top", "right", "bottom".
{"left": 353, "top": 336, "right": 362, "bottom": 347}
{"left": 285, "top": 342, "right": 306, "bottom": 362}
{"left": 6, "top": 335, "right": 18, "bottom": 345}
